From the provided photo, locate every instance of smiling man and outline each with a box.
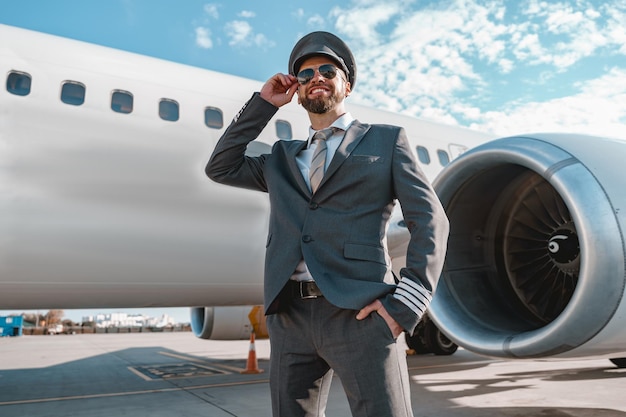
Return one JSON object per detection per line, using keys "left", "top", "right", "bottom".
{"left": 206, "top": 31, "right": 449, "bottom": 417}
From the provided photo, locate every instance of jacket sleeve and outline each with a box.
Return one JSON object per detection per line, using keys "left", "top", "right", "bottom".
{"left": 380, "top": 127, "right": 450, "bottom": 334}
{"left": 205, "top": 92, "right": 278, "bottom": 192}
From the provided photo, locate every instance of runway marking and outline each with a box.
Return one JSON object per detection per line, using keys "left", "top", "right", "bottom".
{"left": 158, "top": 351, "right": 248, "bottom": 373}
{"left": 126, "top": 351, "right": 251, "bottom": 381}
{"left": 0, "top": 387, "right": 182, "bottom": 406}
{"left": 130, "top": 363, "right": 227, "bottom": 380}
{"left": 159, "top": 351, "right": 209, "bottom": 362}
{"left": 127, "top": 366, "right": 153, "bottom": 381}
{"left": 0, "top": 379, "right": 269, "bottom": 406}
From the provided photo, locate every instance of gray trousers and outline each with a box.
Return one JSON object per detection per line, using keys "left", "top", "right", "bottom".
{"left": 266, "top": 295, "right": 414, "bottom": 417}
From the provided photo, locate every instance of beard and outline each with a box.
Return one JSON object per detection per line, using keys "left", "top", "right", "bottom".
{"left": 300, "top": 86, "right": 343, "bottom": 114}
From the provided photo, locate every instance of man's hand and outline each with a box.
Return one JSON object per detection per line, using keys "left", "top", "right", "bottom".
{"left": 357, "top": 299, "right": 404, "bottom": 339}
{"left": 260, "top": 73, "right": 299, "bottom": 108}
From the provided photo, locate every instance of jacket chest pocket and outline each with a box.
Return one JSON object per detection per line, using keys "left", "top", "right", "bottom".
{"left": 347, "top": 155, "right": 384, "bottom": 164}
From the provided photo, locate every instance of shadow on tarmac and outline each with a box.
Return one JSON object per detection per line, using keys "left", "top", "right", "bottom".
{"left": 0, "top": 338, "right": 625, "bottom": 417}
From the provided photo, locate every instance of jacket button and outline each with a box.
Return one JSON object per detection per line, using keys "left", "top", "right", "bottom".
{"left": 302, "top": 235, "right": 312, "bottom": 243}
{"left": 309, "top": 202, "right": 319, "bottom": 210}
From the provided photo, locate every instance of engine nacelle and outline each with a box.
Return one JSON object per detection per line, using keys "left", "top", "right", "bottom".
{"left": 430, "top": 133, "right": 626, "bottom": 359}
{"left": 190, "top": 306, "right": 268, "bottom": 340}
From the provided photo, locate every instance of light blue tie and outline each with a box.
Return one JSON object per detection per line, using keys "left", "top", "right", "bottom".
{"left": 309, "top": 127, "right": 335, "bottom": 193}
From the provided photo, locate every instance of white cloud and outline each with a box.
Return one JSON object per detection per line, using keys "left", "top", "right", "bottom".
{"left": 604, "top": 4, "right": 626, "bottom": 54}
{"left": 225, "top": 20, "right": 252, "bottom": 46}
{"left": 327, "top": 0, "right": 626, "bottom": 138}
{"left": 238, "top": 10, "right": 256, "bottom": 18}
{"left": 195, "top": 27, "right": 213, "bottom": 49}
{"left": 511, "top": 33, "right": 544, "bottom": 61}
{"left": 339, "top": 0, "right": 495, "bottom": 115}
{"left": 469, "top": 68, "right": 626, "bottom": 137}
{"left": 307, "top": 14, "right": 325, "bottom": 28}
{"left": 193, "top": 3, "right": 219, "bottom": 50}
{"left": 498, "top": 58, "right": 514, "bottom": 73}
{"left": 293, "top": 8, "right": 305, "bottom": 20}
{"left": 224, "top": 20, "right": 275, "bottom": 49}
{"left": 513, "top": 1, "right": 612, "bottom": 69}
{"left": 203, "top": 3, "right": 219, "bottom": 19}
{"left": 545, "top": 9, "right": 586, "bottom": 33}
{"left": 330, "top": 2, "right": 404, "bottom": 46}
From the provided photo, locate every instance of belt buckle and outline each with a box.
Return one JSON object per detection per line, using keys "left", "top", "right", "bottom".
{"left": 300, "top": 281, "right": 319, "bottom": 299}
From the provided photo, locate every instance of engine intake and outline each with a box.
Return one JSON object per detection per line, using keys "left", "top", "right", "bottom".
{"left": 430, "top": 134, "right": 626, "bottom": 359}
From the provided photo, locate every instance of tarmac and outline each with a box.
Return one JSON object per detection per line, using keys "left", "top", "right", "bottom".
{"left": 1, "top": 332, "right": 625, "bottom": 417}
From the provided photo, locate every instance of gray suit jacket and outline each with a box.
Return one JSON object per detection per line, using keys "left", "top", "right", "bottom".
{"left": 206, "top": 93, "right": 449, "bottom": 333}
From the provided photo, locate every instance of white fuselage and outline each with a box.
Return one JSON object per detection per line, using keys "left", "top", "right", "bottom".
{"left": 0, "top": 24, "right": 491, "bottom": 310}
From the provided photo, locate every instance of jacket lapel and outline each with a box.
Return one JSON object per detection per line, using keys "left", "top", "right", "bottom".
{"left": 285, "top": 140, "right": 310, "bottom": 195}
{"left": 320, "top": 120, "right": 370, "bottom": 188}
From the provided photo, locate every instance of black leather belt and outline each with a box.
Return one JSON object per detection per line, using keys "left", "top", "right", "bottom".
{"left": 289, "top": 280, "right": 323, "bottom": 299}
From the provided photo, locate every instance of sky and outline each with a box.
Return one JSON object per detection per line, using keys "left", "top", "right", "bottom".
{"left": 1, "top": 0, "right": 626, "bottom": 323}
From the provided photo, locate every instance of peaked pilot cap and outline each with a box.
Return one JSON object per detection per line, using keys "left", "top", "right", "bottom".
{"left": 288, "top": 31, "right": 356, "bottom": 88}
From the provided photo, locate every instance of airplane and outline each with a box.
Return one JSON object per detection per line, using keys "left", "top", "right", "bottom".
{"left": 1, "top": 24, "right": 625, "bottom": 368}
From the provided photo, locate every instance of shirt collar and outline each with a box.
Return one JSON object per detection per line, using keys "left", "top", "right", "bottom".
{"left": 307, "top": 112, "right": 354, "bottom": 144}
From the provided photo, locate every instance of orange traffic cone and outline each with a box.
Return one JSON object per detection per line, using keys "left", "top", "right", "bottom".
{"left": 241, "top": 332, "right": 264, "bottom": 374}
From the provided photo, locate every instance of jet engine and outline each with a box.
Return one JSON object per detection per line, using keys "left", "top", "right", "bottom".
{"left": 430, "top": 133, "right": 626, "bottom": 360}
{"left": 190, "top": 306, "right": 268, "bottom": 340}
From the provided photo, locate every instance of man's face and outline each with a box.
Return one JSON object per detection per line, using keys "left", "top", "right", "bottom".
{"left": 297, "top": 56, "right": 351, "bottom": 114}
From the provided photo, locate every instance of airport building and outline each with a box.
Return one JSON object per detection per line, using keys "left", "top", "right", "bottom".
{"left": 81, "top": 312, "right": 176, "bottom": 328}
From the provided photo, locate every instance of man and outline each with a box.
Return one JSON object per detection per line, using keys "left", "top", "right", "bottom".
{"left": 206, "top": 31, "right": 449, "bottom": 417}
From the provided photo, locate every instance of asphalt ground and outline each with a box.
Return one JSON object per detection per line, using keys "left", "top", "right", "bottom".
{"left": 1, "top": 332, "right": 625, "bottom": 416}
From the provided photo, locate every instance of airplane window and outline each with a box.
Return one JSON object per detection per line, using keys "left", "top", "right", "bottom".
{"left": 205, "top": 107, "right": 223, "bottom": 129}
{"left": 111, "top": 90, "right": 133, "bottom": 114}
{"left": 159, "top": 98, "right": 179, "bottom": 122}
{"left": 61, "top": 81, "right": 85, "bottom": 106}
{"left": 416, "top": 146, "right": 431, "bottom": 165}
{"left": 276, "top": 120, "right": 292, "bottom": 139}
{"left": 6, "top": 71, "right": 32, "bottom": 96}
{"left": 437, "top": 149, "right": 450, "bottom": 166}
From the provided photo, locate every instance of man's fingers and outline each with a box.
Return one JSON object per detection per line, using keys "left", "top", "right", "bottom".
{"left": 286, "top": 80, "right": 299, "bottom": 96}
{"left": 356, "top": 300, "right": 382, "bottom": 320}
{"left": 260, "top": 74, "right": 298, "bottom": 107}
{"left": 280, "top": 73, "right": 297, "bottom": 88}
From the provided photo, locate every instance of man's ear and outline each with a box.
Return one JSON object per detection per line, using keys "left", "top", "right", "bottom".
{"left": 345, "top": 82, "right": 352, "bottom": 98}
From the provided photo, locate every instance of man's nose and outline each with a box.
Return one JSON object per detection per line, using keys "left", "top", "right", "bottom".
{"left": 311, "top": 69, "right": 326, "bottom": 82}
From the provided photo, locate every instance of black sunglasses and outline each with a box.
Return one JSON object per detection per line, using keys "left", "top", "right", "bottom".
{"left": 296, "top": 64, "right": 342, "bottom": 85}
